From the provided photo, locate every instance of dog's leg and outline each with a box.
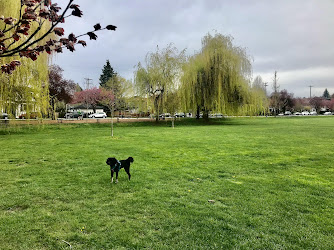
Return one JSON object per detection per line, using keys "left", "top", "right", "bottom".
{"left": 110, "top": 169, "right": 114, "bottom": 183}
{"left": 115, "top": 171, "right": 119, "bottom": 183}
{"left": 124, "top": 166, "right": 131, "bottom": 181}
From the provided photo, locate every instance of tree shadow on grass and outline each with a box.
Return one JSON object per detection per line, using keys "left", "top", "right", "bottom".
{"left": 0, "top": 118, "right": 250, "bottom": 135}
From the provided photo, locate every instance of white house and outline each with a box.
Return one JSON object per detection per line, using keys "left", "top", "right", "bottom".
{"left": 67, "top": 104, "right": 104, "bottom": 115}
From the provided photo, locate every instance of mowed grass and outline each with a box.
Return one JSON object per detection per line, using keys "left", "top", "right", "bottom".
{"left": 0, "top": 117, "right": 333, "bottom": 249}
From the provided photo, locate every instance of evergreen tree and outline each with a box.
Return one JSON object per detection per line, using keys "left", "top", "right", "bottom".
{"left": 322, "top": 88, "right": 330, "bottom": 99}
{"left": 75, "top": 83, "right": 83, "bottom": 92}
{"left": 99, "top": 60, "right": 117, "bottom": 88}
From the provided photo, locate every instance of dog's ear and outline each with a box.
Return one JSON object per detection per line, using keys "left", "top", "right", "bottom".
{"left": 128, "top": 157, "right": 134, "bottom": 163}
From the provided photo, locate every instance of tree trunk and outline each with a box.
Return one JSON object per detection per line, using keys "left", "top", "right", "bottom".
{"left": 203, "top": 109, "right": 209, "bottom": 120}
{"left": 53, "top": 102, "right": 56, "bottom": 120}
{"left": 111, "top": 107, "right": 114, "bottom": 137}
{"left": 196, "top": 106, "right": 200, "bottom": 119}
{"left": 50, "top": 98, "right": 56, "bottom": 120}
{"left": 154, "top": 97, "right": 159, "bottom": 122}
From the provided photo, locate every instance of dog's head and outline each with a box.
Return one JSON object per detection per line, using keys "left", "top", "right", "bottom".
{"left": 106, "top": 157, "right": 117, "bottom": 166}
{"left": 127, "top": 157, "right": 134, "bottom": 163}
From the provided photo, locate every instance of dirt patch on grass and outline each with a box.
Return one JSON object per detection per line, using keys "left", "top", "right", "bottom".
{"left": 1, "top": 118, "right": 154, "bottom": 125}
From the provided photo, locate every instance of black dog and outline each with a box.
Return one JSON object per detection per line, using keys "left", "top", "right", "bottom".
{"left": 106, "top": 157, "right": 134, "bottom": 183}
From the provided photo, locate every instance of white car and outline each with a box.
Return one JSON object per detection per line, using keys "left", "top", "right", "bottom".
{"left": 310, "top": 111, "right": 317, "bottom": 115}
{"left": 323, "top": 112, "right": 332, "bottom": 115}
{"left": 88, "top": 112, "right": 107, "bottom": 118}
{"left": 302, "top": 111, "right": 310, "bottom": 116}
{"left": 159, "top": 113, "right": 171, "bottom": 118}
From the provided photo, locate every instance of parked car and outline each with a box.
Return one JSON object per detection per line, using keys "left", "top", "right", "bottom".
{"left": 19, "top": 112, "right": 38, "bottom": 119}
{"left": 284, "top": 111, "right": 291, "bottom": 115}
{"left": 88, "top": 112, "right": 107, "bottom": 118}
{"left": 65, "top": 111, "right": 83, "bottom": 119}
{"left": 1, "top": 112, "right": 8, "bottom": 119}
{"left": 323, "top": 112, "right": 332, "bottom": 115}
{"left": 175, "top": 112, "right": 185, "bottom": 118}
{"left": 294, "top": 112, "right": 302, "bottom": 116}
{"left": 212, "top": 113, "right": 224, "bottom": 118}
{"left": 310, "top": 111, "right": 317, "bottom": 115}
{"left": 159, "top": 113, "right": 171, "bottom": 119}
{"left": 302, "top": 111, "right": 310, "bottom": 116}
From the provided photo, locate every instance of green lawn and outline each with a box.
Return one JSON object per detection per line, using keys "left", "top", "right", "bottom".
{"left": 0, "top": 117, "right": 333, "bottom": 249}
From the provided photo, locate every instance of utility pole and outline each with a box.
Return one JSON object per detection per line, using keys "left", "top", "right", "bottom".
{"left": 84, "top": 78, "right": 93, "bottom": 90}
{"left": 84, "top": 78, "right": 93, "bottom": 116}
{"left": 308, "top": 85, "right": 313, "bottom": 99}
{"left": 264, "top": 82, "right": 268, "bottom": 96}
{"left": 272, "top": 71, "right": 279, "bottom": 117}
{"left": 273, "top": 71, "right": 279, "bottom": 93}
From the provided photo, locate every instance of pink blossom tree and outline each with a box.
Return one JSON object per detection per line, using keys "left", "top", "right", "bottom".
{"left": 73, "top": 87, "right": 101, "bottom": 113}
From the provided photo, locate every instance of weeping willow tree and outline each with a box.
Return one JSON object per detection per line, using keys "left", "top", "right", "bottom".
{"left": 134, "top": 44, "right": 185, "bottom": 121}
{"left": 180, "top": 32, "right": 267, "bottom": 118}
{"left": 0, "top": 0, "right": 51, "bottom": 118}
{"left": 251, "top": 75, "right": 269, "bottom": 115}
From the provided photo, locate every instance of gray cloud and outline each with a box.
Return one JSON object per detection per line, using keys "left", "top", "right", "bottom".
{"left": 55, "top": 0, "right": 334, "bottom": 97}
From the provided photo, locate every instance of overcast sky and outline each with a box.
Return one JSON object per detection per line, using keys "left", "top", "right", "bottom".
{"left": 54, "top": 0, "right": 334, "bottom": 98}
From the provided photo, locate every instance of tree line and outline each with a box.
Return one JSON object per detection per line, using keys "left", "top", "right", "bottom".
{"left": 1, "top": 1, "right": 332, "bottom": 119}
{"left": 269, "top": 88, "right": 334, "bottom": 115}
{"left": 48, "top": 60, "right": 132, "bottom": 119}
{"left": 50, "top": 32, "right": 268, "bottom": 121}
{"left": 134, "top": 33, "right": 268, "bottom": 121}
{"left": 11, "top": 32, "right": 334, "bottom": 120}
{"left": 253, "top": 74, "right": 334, "bottom": 115}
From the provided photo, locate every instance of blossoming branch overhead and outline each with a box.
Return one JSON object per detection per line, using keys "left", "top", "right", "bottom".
{"left": 0, "top": 0, "right": 116, "bottom": 74}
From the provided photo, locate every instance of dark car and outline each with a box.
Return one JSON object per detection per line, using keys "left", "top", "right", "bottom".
{"left": 19, "top": 112, "right": 38, "bottom": 119}
{"left": 175, "top": 113, "right": 185, "bottom": 118}
{"left": 65, "top": 112, "right": 83, "bottom": 120}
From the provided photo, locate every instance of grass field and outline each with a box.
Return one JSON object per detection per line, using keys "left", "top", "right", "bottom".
{"left": 0, "top": 117, "right": 333, "bottom": 249}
